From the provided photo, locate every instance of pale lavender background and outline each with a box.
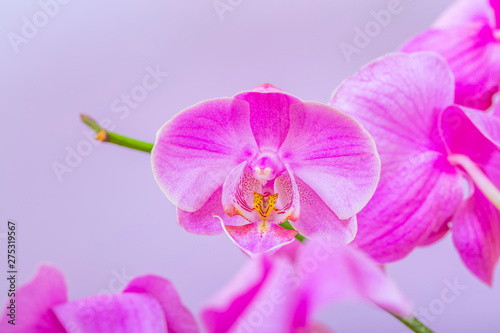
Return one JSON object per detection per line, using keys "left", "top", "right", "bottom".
{"left": 1, "top": 0, "right": 499, "bottom": 332}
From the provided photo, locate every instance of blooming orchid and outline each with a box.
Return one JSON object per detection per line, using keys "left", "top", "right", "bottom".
{"left": 152, "top": 84, "right": 380, "bottom": 257}
{"left": 0, "top": 265, "right": 199, "bottom": 333}
{"left": 201, "top": 236, "right": 412, "bottom": 333}
{"left": 330, "top": 51, "right": 500, "bottom": 284}
{"left": 401, "top": 0, "right": 500, "bottom": 110}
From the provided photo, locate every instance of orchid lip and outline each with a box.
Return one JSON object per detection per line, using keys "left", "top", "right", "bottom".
{"left": 448, "top": 154, "right": 500, "bottom": 209}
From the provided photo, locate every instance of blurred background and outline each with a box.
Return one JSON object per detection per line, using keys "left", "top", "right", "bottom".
{"left": 1, "top": 0, "right": 499, "bottom": 332}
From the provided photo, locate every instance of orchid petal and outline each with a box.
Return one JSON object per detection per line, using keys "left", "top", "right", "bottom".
{"left": 274, "top": 164, "right": 301, "bottom": 222}
{"left": 330, "top": 52, "right": 463, "bottom": 261}
{"left": 53, "top": 293, "right": 167, "bottom": 333}
{"left": 401, "top": 26, "right": 500, "bottom": 110}
{"left": 280, "top": 101, "right": 380, "bottom": 220}
{"left": 292, "top": 177, "right": 357, "bottom": 243}
{"left": 124, "top": 275, "right": 199, "bottom": 333}
{"left": 201, "top": 257, "right": 294, "bottom": 333}
{"left": 0, "top": 266, "right": 67, "bottom": 333}
{"left": 452, "top": 189, "right": 500, "bottom": 285}
{"left": 223, "top": 222, "right": 298, "bottom": 258}
{"left": 432, "top": 0, "right": 495, "bottom": 28}
{"left": 234, "top": 90, "right": 301, "bottom": 151}
{"left": 297, "top": 236, "right": 413, "bottom": 317}
{"left": 177, "top": 187, "right": 247, "bottom": 236}
{"left": 152, "top": 98, "right": 258, "bottom": 212}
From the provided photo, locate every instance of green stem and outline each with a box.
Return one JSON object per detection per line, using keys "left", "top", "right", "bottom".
{"left": 81, "top": 114, "right": 154, "bottom": 153}
{"left": 391, "top": 314, "right": 435, "bottom": 333}
{"left": 279, "top": 221, "right": 307, "bottom": 242}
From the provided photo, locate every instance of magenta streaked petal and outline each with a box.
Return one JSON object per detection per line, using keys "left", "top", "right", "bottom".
{"left": 331, "top": 52, "right": 454, "bottom": 154}
{"left": 298, "top": 236, "right": 413, "bottom": 317}
{"left": 401, "top": 26, "right": 500, "bottom": 110}
{"left": 355, "top": 152, "right": 463, "bottom": 262}
{"left": 223, "top": 222, "right": 298, "bottom": 258}
{"left": 177, "top": 187, "right": 247, "bottom": 236}
{"left": 274, "top": 164, "right": 301, "bottom": 222}
{"left": 280, "top": 101, "right": 380, "bottom": 220}
{"left": 53, "top": 293, "right": 167, "bottom": 333}
{"left": 234, "top": 90, "right": 301, "bottom": 151}
{"left": 152, "top": 98, "right": 258, "bottom": 212}
{"left": 124, "top": 275, "right": 199, "bottom": 333}
{"left": 0, "top": 266, "right": 67, "bottom": 333}
{"left": 432, "top": 0, "right": 495, "bottom": 28}
{"left": 222, "top": 161, "right": 262, "bottom": 221}
{"left": 452, "top": 189, "right": 500, "bottom": 285}
{"left": 292, "top": 177, "right": 357, "bottom": 243}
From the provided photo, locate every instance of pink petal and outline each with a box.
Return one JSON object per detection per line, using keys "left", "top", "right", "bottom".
{"left": 292, "top": 176, "right": 357, "bottom": 242}
{"left": 0, "top": 265, "right": 67, "bottom": 332}
{"left": 177, "top": 187, "right": 247, "bottom": 236}
{"left": 234, "top": 90, "right": 301, "bottom": 151}
{"left": 152, "top": 98, "right": 258, "bottom": 212}
{"left": 273, "top": 164, "right": 301, "bottom": 222}
{"left": 223, "top": 222, "right": 298, "bottom": 258}
{"left": 53, "top": 293, "right": 167, "bottom": 333}
{"left": 432, "top": 0, "right": 495, "bottom": 28}
{"left": 401, "top": 26, "right": 500, "bottom": 110}
{"left": 124, "top": 275, "right": 199, "bottom": 333}
{"left": 452, "top": 189, "right": 500, "bottom": 285}
{"left": 354, "top": 152, "right": 463, "bottom": 261}
{"left": 201, "top": 257, "right": 295, "bottom": 333}
{"left": 297, "top": 236, "right": 413, "bottom": 317}
{"left": 280, "top": 101, "right": 380, "bottom": 220}
{"left": 330, "top": 52, "right": 463, "bottom": 261}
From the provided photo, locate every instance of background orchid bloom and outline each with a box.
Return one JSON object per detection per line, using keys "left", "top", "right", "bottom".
{"left": 200, "top": 236, "right": 412, "bottom": 333}
{"left": 330, "top": 51, "right": 500, "bottom": 284}
{"left": 0, "top": 265, "right": 199, "bottom": 333}
{"left": 400, "top": 0, "right": 500, "bottom": 110}
{"left": 152, "top": 84, "right": 380, "bottom": 257}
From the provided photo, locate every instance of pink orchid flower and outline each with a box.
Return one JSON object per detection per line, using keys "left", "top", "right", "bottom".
{"left": 400, "top": 0, "right": 500, "bottom": 110}
{"left": 152, "top": 84, "right": 380, "bottom": 257}
{"left": 201, "top": 236, "right": 412, "bottom": 333}
{"left": 0, "top": 265, "right": 199, "bottom": 333}
{"left": 330, "top": 51, "right": 500, "bottom": 284}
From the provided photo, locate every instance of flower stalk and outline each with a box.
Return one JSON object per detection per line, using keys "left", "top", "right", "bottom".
{"left": 81, "top": 114, "right": 154, "bottom": 153}
{"left": 448, "top": 154, "right": 500, "bottom": 209}
{"left": 392, "top": 314, "right": 435, "bottom": 333}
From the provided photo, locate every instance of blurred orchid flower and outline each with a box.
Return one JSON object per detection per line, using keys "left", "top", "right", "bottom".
{"left": 201, "top": 236, "right": 412, "bottom": 333}
{"left": 152, "top": 84, "right": 380, "bottom": 257}
{"left": 0, "top": 265, "right": 199, "bottom": 333}
{"left": 330, "top": 51, "right": 500, "bottom": 284}
{"left": 400, "top": 0, "right": 500, "bottom": 110}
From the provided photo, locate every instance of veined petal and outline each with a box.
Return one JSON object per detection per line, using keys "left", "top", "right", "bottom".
{"left": 292, "top": 176, "right": 357, "bottom": 243}
{"left": 223, "top": 222, "right": 298, "bottom": 258}
{"left": 124, "top": 275, "right": 199, "bottom": 333}
{"left": 452, "top": 189, "right": 500, "bottom": 285}
{"left": 401, "top": 26, "right": 500, "bottom": 110}
{"left": 0, "top": 266, "right": 67, "bottom": 333}
{"left": 234, "top": 89, "right": 301, "bottom": 151}
{"left": 432, "top": 0, "right": 495, "bottom": 28}
{"left": 177, "top": 187, "right": 247, "bottom": 236}
{"left": 274, "top": 164, "right": 301, "bottom": 222}
{"left": 222, "top": 161, "right": 262, "bottom": 222}
{"left": 330, "top": 52, "right": 463, "bottom": 261}
{"left": 297, "top": 236, "right": 412, "bottom": 317}
{"left": 355, "top": 152, "right": 463, "bottom": 262}
{"left": 280, "top": 101, "right": 380, "bottom": 220}
{"left": 53, "top": 293, "right": 167, "bottom": 333}
{"left": 152, "top": 98, "right": 258, "bottom": 212}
